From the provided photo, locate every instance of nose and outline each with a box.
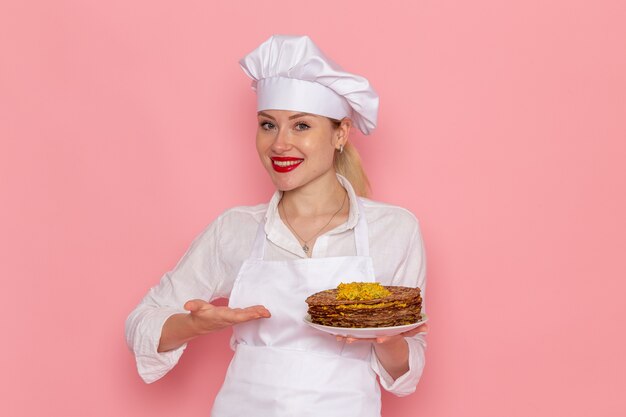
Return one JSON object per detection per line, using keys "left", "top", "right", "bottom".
{"left": 270, "top": 126, "right": 292, "bottom": 153}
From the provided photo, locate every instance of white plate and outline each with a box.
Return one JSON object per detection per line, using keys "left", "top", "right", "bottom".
{"left": 303, "top": 314, "right": 428, "bottom": 339}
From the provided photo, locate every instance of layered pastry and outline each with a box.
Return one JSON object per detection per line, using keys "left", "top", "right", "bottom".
{"left": 305, "top": 282, "right": 422, "bottom": 328}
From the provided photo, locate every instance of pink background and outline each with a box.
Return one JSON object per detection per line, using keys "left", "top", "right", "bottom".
{"left": 1, "top": 0, "right": 625, "bottom": 416}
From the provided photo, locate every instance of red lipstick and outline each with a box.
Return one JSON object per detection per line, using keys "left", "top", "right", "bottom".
{"left": 271, "top": 156, "right": 304, "bottom": 173}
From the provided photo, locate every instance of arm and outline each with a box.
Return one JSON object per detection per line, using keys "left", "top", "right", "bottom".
{"left": 372, "top": 337, "right": 410, "bottom": 379}
{"left": 126, "top": 276, "right": 270, "bottom": 383}
{"left": 340, "top": 322, "right": 428, "bottom": 380}
{"left": 157, "top": 312, "right": 201, "bottom": 353}
{"left": 370, "top": 332, "right": 427, "bottom": 396}
{"left": 371, "top": 323, "right": 428, "bottom": 380}
{"left": 371, "top": 216, "right": 428, "bottom": 395}
{"left": 124, "top": 216, "right": 227, "bottom": 383}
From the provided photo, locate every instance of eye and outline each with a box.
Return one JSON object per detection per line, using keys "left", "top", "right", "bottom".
{"left": 259, "top": 121, "right": 275, "bottom": 130}
{"left": 295, "top": 122, "right": 310, "bottom": 131}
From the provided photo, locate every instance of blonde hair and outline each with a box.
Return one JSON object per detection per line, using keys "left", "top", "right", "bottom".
{"left": 330, "top": 118, "right": 370, "bottom": 197}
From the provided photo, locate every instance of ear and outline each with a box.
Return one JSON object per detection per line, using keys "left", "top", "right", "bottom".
{"left": 334, "top": 118, "right": 352, "bottom": 149}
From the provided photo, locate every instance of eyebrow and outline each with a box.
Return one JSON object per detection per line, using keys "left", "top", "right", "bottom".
{"left": 257, "top": 112, "right": 317, "bottom": 120}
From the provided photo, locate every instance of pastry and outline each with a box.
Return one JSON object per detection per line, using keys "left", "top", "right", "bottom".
{"left": 305, "top": 282, "right": 422, "bottom": 328}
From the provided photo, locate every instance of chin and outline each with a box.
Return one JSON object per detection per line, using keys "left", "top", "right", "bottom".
{"left": 266, "top": 169, "right": 309, "bottom": 192}
{"left": 270, "top": 176, "right": 301, "bottom": 192}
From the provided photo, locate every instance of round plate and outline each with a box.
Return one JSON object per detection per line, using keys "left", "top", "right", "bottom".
{"left": 303, "top": 313, "right": 428, "bottom": 338}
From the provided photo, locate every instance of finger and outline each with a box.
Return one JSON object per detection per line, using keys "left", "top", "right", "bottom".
{"left": 376, "top": 336, "right": 390, "bottom": 344}
{"left": 244, "top": 305, "right": 271, "bottom": 318}
{"left": 184, "top": 299, "right": 209, "bottom": 312}
{"left": 238, "top": 305, "right": 271, "bottom": 319}
{"left": 345, "top": 337, "right": 381, "bottom": 343}
{"left": 231, "top": 307, "right": 271, "bottom": 322}
{"left": 335, "top": 335, "right": 377, "bottom": 342}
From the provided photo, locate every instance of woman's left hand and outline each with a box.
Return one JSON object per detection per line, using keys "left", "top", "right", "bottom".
{"left": 334, "top": 323, "right": 428, "bottom": 380}
{"left": 335, "top": 323, "right": 428, "bottom": 345}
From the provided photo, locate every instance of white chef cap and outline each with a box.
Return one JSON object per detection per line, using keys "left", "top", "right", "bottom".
{"left": 239, "top": 34, "right": 379, "bottom": 135}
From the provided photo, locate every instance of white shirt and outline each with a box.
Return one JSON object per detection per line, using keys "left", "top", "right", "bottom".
{"left": 125, "top": 175, "right": 427, "bottom": 396}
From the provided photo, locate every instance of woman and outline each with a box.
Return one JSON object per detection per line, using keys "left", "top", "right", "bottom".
{"left": 126, "top": 34, "right": 428, "bottom": 417}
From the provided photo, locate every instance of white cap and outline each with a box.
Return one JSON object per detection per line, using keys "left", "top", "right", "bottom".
{"left": 239, "top": 34, "right": 379, "bottom": 135}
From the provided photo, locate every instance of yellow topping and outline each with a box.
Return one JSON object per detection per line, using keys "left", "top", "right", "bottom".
{"left": 336, "top": 301, "right": 407, "bottom": 310}
{"left": 336, "top": 282, "right": 391, "bottom": 301}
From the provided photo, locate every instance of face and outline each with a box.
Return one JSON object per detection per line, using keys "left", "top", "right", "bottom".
{"left": 256, "top": 109, "right": 341, "bottom": 191}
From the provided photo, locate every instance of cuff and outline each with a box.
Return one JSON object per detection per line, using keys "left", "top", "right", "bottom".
{"left": 132, "top": 307, "right": 188, "bottom": 384}
{"left": 370, "top": 334, "right": 427, "bottom": 396}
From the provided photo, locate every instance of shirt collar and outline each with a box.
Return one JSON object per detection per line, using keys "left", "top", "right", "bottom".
{"left": 264, "top": 174, "right": 361, "bottom": 255}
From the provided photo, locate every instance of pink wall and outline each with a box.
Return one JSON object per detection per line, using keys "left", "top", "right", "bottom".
{"left": 2, "top": 0, "right": 625, "bottom": 415}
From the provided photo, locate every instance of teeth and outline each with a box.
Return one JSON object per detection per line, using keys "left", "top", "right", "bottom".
{"left": 273, "top": 160, "right": 302, "bottom": 167}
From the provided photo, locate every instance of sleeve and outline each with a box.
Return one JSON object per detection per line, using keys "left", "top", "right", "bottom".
{"left": 124, "top": 215, "right": 227, "bottom": 384}
{"left": 370, "top": 217, "right": 427, "bottom": 396}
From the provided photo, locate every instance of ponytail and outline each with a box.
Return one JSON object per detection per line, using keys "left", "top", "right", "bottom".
{"left": 328, "top": 117, "right": 370, "bottom": 197}
{"left": 334, "top": 141, "right": 370, "bottom": 197}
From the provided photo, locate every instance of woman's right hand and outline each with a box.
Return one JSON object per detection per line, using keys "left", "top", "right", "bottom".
{"left": 184, "top": 299, "right": 271, "bottom": 335}
{"left": 158, "top": 300, "right": 271, "bottom": 352}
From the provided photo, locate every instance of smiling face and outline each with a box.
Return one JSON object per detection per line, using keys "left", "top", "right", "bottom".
{"left": 256, "top": 110, "right": 342, "bottom": 192}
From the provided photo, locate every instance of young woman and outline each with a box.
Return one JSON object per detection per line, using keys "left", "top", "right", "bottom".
{"left": 126, "top": 34, "right": 428, "bottom": 417}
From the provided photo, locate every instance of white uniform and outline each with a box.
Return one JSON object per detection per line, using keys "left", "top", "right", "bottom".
{"left": 125, "top": 175, "right": 427, "bottom": 414}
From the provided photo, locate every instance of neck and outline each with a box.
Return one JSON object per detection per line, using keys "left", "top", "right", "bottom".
{"left": 281, "top": 171, "right": 346, "bottom": 217}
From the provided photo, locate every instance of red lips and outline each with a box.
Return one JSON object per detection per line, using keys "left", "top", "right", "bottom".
{"left": 271, "top": 156, "right": 304, "bottom": 173}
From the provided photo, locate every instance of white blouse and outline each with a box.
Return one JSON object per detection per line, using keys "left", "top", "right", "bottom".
{"left": 125, "top": 175, "right": 427, "bottom": 396}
